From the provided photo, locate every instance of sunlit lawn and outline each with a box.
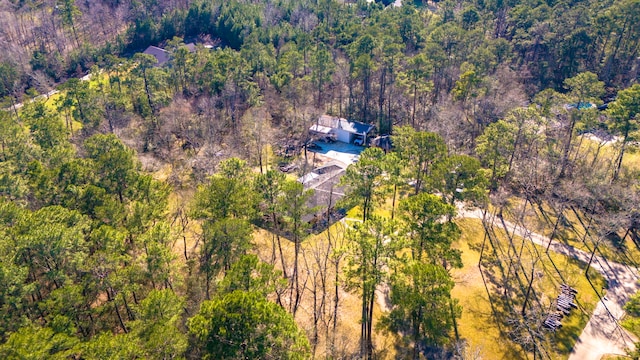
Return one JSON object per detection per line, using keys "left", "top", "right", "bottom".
{"left": 452, "top": 218, "right": 605, "bottom": 359}
{"left": 575, "top": 135, "right": 640, "bottom": 173}
{"left": 505, "top": 191, "right": 640, "bottom": 269}
{"left": 295, "top": 173, "right": 607, "bottom": 359}
{"left": 15, "top": 86, "right": 85, "bottom": 133}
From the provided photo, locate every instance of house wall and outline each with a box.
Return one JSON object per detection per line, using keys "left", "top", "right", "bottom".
{"left": 333, "top": 129, "right": 353, "bottom": 143}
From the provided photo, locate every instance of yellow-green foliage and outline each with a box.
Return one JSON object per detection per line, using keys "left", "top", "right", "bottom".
{"left": 621, "top": 290, "right": 640, "bottom": 338}
{"left": 621, "top": 317, "right": 640, "bottom": 338}
{"left": 575, "top": 136, "right": 640, "bottom": 174}
{"left": 600, "top": 355, "right": 632, "bottom": 360}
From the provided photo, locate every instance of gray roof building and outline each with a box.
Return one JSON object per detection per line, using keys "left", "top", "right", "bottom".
{"left": 143, "top": 46, "right": 170, "bottom": 66}
{"left": 142, "top": 43, "right": 196, "bottom": 66}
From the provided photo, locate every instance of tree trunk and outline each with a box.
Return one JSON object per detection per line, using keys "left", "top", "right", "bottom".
{"left": 291, "top": 235, "right": 300, "bottom": 315}
{"left": 613, "top": 131, "right": 629, "bottom": 181}
{"left": 9, "top": 95, "right": 19, "bottom": 120}
{"left": 559, "top": 114, "right": 577, "bottom": 178}
{"left": 181, "top": 211, "right": 189, "bottom": 261}
{"left": 278, "top": 235, "right": 288, "bottom": 279}
{"left": 122, "top": 292, "right": 134, "bottom": 321}
{"left": 413, "top": 308, "right": 422, "bottom": 360}
{"left": 142, "top": 69, "right": 154, "bottom": 117}
{"left": 71, "top": 21, "right": 80, "bottom": 49}
{"left": 450, "top": 296, "right": 459, "bottom": 342}
{"left": 360, "top": 291, "right": 368, "bottom": 358}
{"left": 391, "top": 184, "right": 397, "bottom": 220}
{"left": 378, "top": 67, "right": 386, "bottom": 132}
{"left": 205, "top": 271, "right": 211, "bottom": 300}
{"left": 112, "top": 292, "right": 128, "bottom": 333}
{"left": 411, "top": 82, "right": 417, "bottom": 128}
{"left": 366, "top": 290, "right": 375, "bottom": 359}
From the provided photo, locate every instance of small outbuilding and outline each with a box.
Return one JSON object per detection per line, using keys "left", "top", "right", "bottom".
{"left": 310, "top": 115, "right": 375, "bottom": 145}
{"left": 370, "top": 135, "right": 393, "bottom": 153}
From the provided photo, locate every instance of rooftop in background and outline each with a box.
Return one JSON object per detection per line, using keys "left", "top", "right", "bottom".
{"left": 143, "top": 46, "right": 170, "bottom": 66}
{"left": 142, "top": 43, "right": 197, "bottom": 66}
{"left": 311, "top": 115, "right": 375, "bottom": 145}
{"left": 564, "top": 102, "right": 596, "bottom": 110}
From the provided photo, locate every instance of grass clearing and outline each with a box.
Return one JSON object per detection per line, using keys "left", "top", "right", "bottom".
{"left": 250, "top": 205, "right": 605, "bottom": 359}
{"left": 13, "top": 92, "right": 84, "bottom": 133}
{"left": 504, "top": 196, "right": 640, "bottom": 269}
{"left": 452, "top": 218, "right": 605, "bottom": 359}
{"left": 452, "top": 219, "right": 523, "bottom": 359}
{"left": 575, "top": 135, "right": 640, "bottom": 174}
{"left": 621, "top": 315, "right": 640, "bottom": 339}
{"left": 621, "top": 291, "right": 640, "bottom": 344}
{"left": 131, "top": 129, "right": 623, "bottom": 359}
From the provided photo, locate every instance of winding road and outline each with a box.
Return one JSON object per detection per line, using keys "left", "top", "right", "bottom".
{"left": 460, "top": 208, "right": 640, "bottom": 360}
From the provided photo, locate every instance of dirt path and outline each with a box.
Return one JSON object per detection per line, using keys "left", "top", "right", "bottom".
{"left": 459, "top": 207, "right": 640, "bottom": 360}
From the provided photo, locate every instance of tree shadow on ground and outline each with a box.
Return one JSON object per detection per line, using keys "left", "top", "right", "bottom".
{"left": 552, "top": 311, "right": 590, "bottom": 354}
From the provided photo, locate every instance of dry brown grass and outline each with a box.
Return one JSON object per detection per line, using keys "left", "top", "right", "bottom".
{"left": 252, "top": 222, "right": 399, "bottom": 359}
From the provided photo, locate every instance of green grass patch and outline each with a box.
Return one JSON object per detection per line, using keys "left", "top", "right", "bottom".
{"left": 621, "top": 316, "right": 640, "bottom": 338}
{"left": 15, "top": 90, "right": 84, "bottom": 134}
{"left": 452, "top": 218, "right": 605, "bottom": 359}
{"left": 621, "top": 290, "right": 640, "bottom": 339}
{"left": 88, "top": 71, "right": 110, "bottom": 89}
{"left": 600, "top": 355, "right": 632, "bottom": 360}
{"left": 575, "top": 135, "right": 640, "bottom": 173}
{"left": 505, "top": 196, "right": 640, "bottom": 268}
{"left": 451, "top": 219, "right": 524, "bottom": 359}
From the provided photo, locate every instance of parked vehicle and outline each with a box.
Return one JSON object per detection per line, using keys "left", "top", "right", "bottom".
{"left": 318, "top": 135, "right": 336, "bottom": 143}
{"left": 304, "top": 142, "right": 322, "bottom": 151}
{"left": 278, "top": 163, "right": 299, "bottom": 173}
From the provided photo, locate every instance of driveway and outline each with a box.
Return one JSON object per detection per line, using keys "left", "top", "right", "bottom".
{"left": 308, "top": 141, "right": 364, "bottom": 167}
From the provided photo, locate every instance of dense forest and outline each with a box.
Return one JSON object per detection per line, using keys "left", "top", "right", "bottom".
{"left": 1, "top": 0, "right": 639, "bottom": 359}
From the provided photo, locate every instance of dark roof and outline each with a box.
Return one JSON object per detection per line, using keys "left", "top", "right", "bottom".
{"left": 371, "top": 135, "right": 393, "bottom": 151}
{"left": 143, "top": 46, "right": 170, "bottom": 66}
{"left": 349, "top": 120, "right": 375, "bottom": 134}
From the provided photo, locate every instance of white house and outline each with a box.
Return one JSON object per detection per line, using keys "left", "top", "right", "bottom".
{"left": 309, "top": 115, "right": 375, "bottom": 144}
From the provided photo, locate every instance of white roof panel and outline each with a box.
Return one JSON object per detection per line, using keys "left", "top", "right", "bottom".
{"left": 309, "top": 124, "right": 333, "bottom": 134}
